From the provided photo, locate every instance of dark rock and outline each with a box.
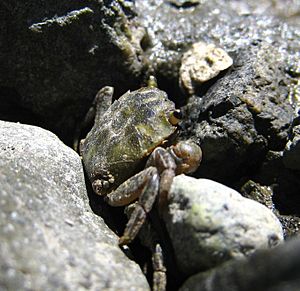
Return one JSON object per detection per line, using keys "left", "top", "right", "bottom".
{"left": 241, "top": 180, "right": 300, "bottom": 238}
{"left": 0, "top": 120, "right": 149, "bottom": 290}
{"left": 180, "top": 236, "right": 300, "bottom": 291}
{"left": 136, "top": 0, "right": 239, "bottom": 84}
{"left": 241, "top": 180, "right": 275, "bottom": 211}
{"left": 253, "top": 150, "right": 300, "bottom": 216}
{"left": 136, "top": 1, "right": 300, "bottom": 95}
{"left": 136, "top": 1, "right": 299, "bottom": 188}
{"left": 279, "top": 215, "right": 300, "bottom": 238}
{"left": 0, "top": 1, "right": 146, "bottom": 144}
{"left": 184, "top": 42, "right": 295, "bottom": 182}
{"left": 283, "top": 125, "right": 300, "bottom": 170}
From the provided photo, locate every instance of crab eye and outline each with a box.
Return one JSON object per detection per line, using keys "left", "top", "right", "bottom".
{"left": 169, "top": 109, "right": 182, "bottom": 125}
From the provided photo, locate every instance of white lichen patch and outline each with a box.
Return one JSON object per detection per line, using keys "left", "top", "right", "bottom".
{"left": 179, "top": 42, "right": 233, "bottom": 94}
{"left": 29, "top": 8, "right": 94, "bottom": 32}
{"left": 288, "top": 80, "right": 300, "bottom": 115}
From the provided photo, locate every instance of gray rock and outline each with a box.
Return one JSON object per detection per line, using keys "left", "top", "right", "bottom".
{"left": 0, "top": 121, "right": 149, "bottom": 291}
{"left": 0, "top": 1, "right": 145, "bottom": 143}
{"left": 163, "top": 175, "right": 283, "bottom": 276}
{"left": 180, "top": 236, "right": 300, "bottom": 291}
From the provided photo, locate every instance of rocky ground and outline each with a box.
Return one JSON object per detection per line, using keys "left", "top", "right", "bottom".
{"left": 1, "top": 0, "right": 300, "bottom": 290}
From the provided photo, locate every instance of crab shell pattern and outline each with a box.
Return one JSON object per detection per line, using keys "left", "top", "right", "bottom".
{"left": 81, "top": 86, "right": 178, "bottom": 195}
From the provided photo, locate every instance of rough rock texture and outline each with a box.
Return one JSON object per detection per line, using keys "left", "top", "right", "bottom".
{"left": 0, "top": 0, "right": 146, "bottom": 144}
{"left": 180, "top": 236, "right": 300, "bottom": 291}
{"left": 108, "top": 0, "right": 300, "bottom": 229}
{"left": 179, "top": 42, "right": 233, "bottom": 94}
{"left": 136, "top": 1, "right": 300, "bottom": 200}
{"left": 241, "top": 180, "right": 300, "bottom": 238}
{"left": 0, "top": 121, "right": 149, "bottom": 290}
{"left": 227, "top": 0, "right": 300, "bottom": 26}
{"left": 185, "top": 42, "right": 296, "bottom": 182}
{"left": 163, "top": 175, "right": 283, "bottom": 276}
{"left": 136, "top": 1, "right": 299, "bottom": 87}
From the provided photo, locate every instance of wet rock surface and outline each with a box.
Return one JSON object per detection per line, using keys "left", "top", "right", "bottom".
{"left": 185, "top": 42, "right": 295, "bottom": 182}
{"left": 0, "top": 120, "right": 149, "bottom": 291}
{"left": 163, "top": 175, "right": 283, "bottom": 276}
{"left": 136, "top": 1, "right": 300, "bottom": 92}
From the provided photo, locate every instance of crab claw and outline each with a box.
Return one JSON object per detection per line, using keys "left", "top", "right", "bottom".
{"left": 171, "top": 140, "right": 202, "bottom": 174}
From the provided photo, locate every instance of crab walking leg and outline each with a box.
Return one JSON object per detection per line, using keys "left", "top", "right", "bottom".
{"left": 119, "top": 203, "right": 147, "bottom": 246}
{"left": 93, "top": 86, "right": 114, "bottom": 125}
{"left": 76, "top": 86, "right": 114, "bottom": 151}
{"left": 106, "top": 166, "right": 158, "bottom": 206}
{"left": 158, "top": 169, "right": 175, "bottom": 214}
{"left": 152, "top": 244, "right": 167, "bottom": 291}
{"left": 83, "top": 86, "right": 114, "bottom": 130}
{"left": 119, "top": 169, "right": 159, "bottom": 245}
{"left": 146, "top": 147, "right": 176, "bottom": 214}
{"left": 104, "top": 167, "right": 159, "bottom": 245}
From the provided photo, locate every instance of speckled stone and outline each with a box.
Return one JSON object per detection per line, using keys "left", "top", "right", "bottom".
{"left": 0, "top": 120, "right": 149, "bottom": 291}
{"left": 163, "top": 175, "right": 283, "bottom": 276}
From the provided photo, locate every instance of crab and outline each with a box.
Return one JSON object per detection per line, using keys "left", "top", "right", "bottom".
{"left": 80, "top": 78, "right": 202, "bottom": 247}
